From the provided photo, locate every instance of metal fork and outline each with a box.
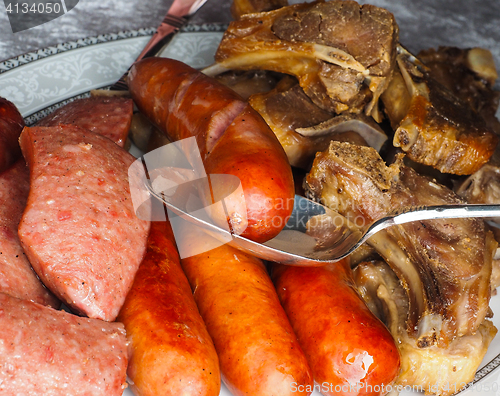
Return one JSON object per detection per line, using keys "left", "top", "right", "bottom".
{"left": 145, "top": 181, "right": 500, "bottom": 266}
{"left": 110, "top": 0, "right": 209, "bottom": 91}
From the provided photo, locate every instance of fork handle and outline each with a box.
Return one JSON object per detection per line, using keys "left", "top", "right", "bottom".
{"left": 110, "top": 15, "right": 186, "bottom": 91}
{"left": 392, "top": 204, "right": 500, "bottom": 225}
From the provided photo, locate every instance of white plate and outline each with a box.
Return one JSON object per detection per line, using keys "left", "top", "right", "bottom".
{"left": 1, "top": 25, "right": 500, "bottom": 396}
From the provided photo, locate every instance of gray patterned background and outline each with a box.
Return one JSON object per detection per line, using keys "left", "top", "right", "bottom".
{"left": 0, "top": 0, "right": 499, "bottom": 88}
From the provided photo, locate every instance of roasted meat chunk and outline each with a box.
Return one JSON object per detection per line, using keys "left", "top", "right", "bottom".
{"left": 418, "top": 46, "right": 500, "bottom": 134}
{"left": 248, "top": 76, "right": 387, "bottom": 168}
{"left": 353, "top": 260, "right": 497, "bottom": 396}
{"left": 305, "top": 141, "right": 495, "bottom": 346}
{"left": 205, "top": 0, "right": 398, "bottom": 120}
{"left": 381, "top": 46, "right": 499, "bottom": 175}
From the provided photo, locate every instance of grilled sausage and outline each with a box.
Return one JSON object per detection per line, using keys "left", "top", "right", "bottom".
{"left": 127, "top": 58, "right": 295, "bottom": 243}
{"left": 177, "top": 222, "right": 313, "bottom": 396}
{"left": 272, "top": 260, "right": 401, "bottom": 396}
{"left": 117, "top": 221, "right": 220, "bottom": 396}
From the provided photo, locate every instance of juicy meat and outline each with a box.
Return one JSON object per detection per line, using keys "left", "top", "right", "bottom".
{"left": 305, "top": 141, "right": 495, "bottom": 346}
{"left": 418, "top": 46, "right": 500, "bottom": 134}
{"left": 353, "top": 261, "right": 497, "bottom": 396}
{"left": 0, "top": 292, "right": 128, "bottom": 396}
{"left": 249, "top": 76, "right": 333, "bottom": 168}
{"left": 0, "top": 160, "right": 59, "bottom": 308}
{"left": 248, "top": 76, "right": 388, "bottom": 168}
{"left": 38, "top": 96, "right": 134, "bottom": 148}
{"left": 381, "top": 46, "right": 498, "bottom": 175}
{"left": 208, "top": 0, "right": 398, "bottom": 118}
{"left": 18, "top": 125, "right": 150, "bottom": 321}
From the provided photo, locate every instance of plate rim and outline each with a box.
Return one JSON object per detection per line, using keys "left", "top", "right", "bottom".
{"left": 0, "top": 22, "right": 228, "bottom": 75}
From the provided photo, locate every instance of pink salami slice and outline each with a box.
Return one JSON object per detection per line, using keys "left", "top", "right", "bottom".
{"left": 0, "top": 159, "right": 59, "bottom": 308}
{"left": 18, "top": 125, "right": 150, "bottom": 321}
{"left": 0, "top": 292, "right": 128, "bottom": 396}
{"left": 37, "top": 96, "right": 133, "bottom": 147}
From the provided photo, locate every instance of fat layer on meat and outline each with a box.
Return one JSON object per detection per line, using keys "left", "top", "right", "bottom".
{"left": 18, "top": 125, "right": 150, "bottom": 321}
{"left": 381, "top": 46, "right": 499, "bottom": 175}
{"left": 0, "top": 292, "right": 128, "bottom": 396}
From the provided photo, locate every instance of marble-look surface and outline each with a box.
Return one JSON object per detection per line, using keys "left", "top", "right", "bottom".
{"left": 0, "top": 0, "right": 499, "bottom": 86}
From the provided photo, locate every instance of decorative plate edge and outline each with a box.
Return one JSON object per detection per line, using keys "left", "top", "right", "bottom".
{"left": 0, "top": 22, "right": 228, "bottom": 74}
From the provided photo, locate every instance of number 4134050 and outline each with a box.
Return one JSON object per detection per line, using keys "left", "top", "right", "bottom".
{"left": 5, "top": 2, "right": 62, "bottom": 14}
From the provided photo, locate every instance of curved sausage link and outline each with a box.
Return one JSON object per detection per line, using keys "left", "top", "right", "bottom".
{"left": 128, "top": 58, "right": 295, "bottom": 243}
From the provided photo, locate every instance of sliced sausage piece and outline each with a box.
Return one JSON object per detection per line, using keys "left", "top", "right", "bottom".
{"left": 117, "top": 221, "right": 220, "bottom": 396}
{"left": 272, "top": 260, "right": 401, "bottom": 396}
{"left": 0, "top": 96, "right": 25, "bottom": 173}
{"left": 0, "top": 159, "right": 59, "bottom": 308}
{"left": 128, "top": 58, "right": 295, "bottom": 243}
{"left": 178, "top": 222, "right": 313, "bottom": 396}
{"left": 37, "top": 96, "right": 133, "bottom": 147}
{"left": 0, "top": 292, "right": 128, "bottom": 396}
{"left": 18, "top": 125, "right": 150, "bottom": 321}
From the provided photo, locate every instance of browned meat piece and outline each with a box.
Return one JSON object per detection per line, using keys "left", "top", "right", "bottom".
{"left": 381, "top": 46, "right": 499, "bottom": 175}
{"left": 205, "top": 0, "right": 399, "bottom": 120}
{"left": 353, "top": 260, "right": 497, "bottom": 396}
{"left": 248, "top": 76, "right": 387, "bottom": 168}
{"left": 418, "top": 46, "right": 500, "bottom": 134}
{"left": 18, "top": 125, "right": 150, "bottom": 321}
{"left": 0, "top": 292, "right": 128, "bottom": 395}
{"left": 0, "top": 160, "right": 59, "bottom": 308}
{"left": 231, "top": 0, "right": 287, "bottom": 19}
{"left": 305, "top": 141, "right": 495, "bottom": 347}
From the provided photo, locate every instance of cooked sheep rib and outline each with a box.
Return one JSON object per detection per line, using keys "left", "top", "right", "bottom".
{"left": 205, "top": 0, "right": 398, "bottom": 120}
{"left": 305, "top": 141, "right": 495, "bottom": 346}
{"left": 353, "top": 260, "right": 497, "bottom": 396}
{"left": 381, "top": 46, "right": 499, "bottom": 175}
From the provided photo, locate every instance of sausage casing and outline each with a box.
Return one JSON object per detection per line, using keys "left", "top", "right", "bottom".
{"left": 272, "top": 260, "right": 401, "bottom": 396}
{"left": 117, "top": 222, "right": 221, "bottom": 396}
{"left": 128, "top": 58, "right": 295, "bottom": 242}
